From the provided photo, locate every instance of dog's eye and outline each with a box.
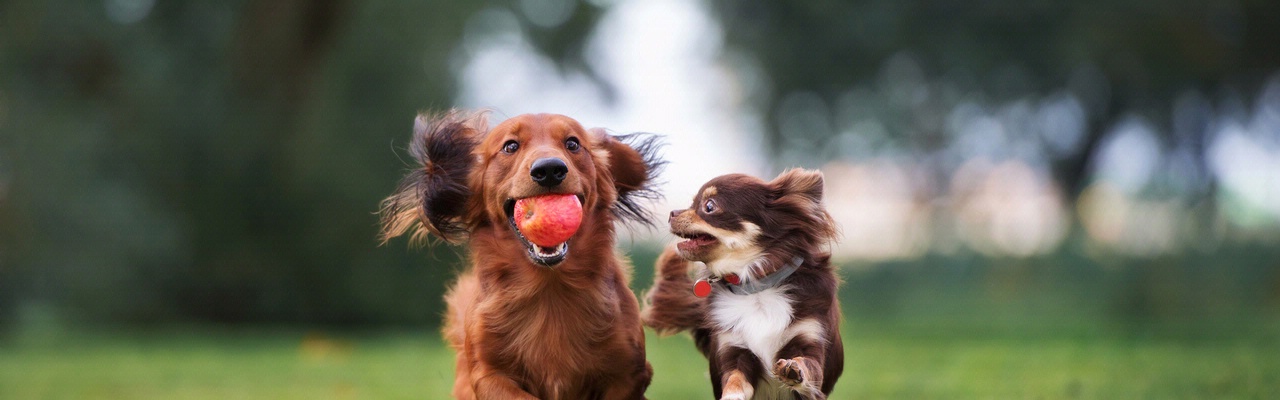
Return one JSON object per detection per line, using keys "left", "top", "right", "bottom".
{"left": 502, "top": 140, "right": 519, "bottom": 154}
{"left": 703, "top": 199, "right": 717, "bottom": 213}
{"left": 564, "top": 137, "right": 581, "bottom": 152}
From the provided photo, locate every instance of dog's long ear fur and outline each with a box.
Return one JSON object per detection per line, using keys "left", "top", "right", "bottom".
{"left": 591, "top": 129, "right": 665, "bottom": 226}
{"left": 768, "top": 168, "right": 838, "bottom": 243}
{"left": 379, "top": 110, "right": 486, "bottom": 245}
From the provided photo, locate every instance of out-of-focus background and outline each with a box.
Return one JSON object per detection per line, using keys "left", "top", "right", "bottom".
{"left": 2, "top": 0, "right": 1279, "bottom": 398}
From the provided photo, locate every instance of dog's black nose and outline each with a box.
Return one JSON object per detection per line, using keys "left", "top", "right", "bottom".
{"left": 531, "top": 157, "right": 569, "bottom": 187}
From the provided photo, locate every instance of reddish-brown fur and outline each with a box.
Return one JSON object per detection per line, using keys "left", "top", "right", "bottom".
{"left": 381, "top": 110, "right": 660, "bottom": 399}
{"left": 643, "top": 169, "right": 843, "bottom": 400}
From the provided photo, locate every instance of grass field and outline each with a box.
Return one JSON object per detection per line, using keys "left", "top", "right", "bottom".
{"left": 2, "top": 322, "right": 1278, "bottom": 400}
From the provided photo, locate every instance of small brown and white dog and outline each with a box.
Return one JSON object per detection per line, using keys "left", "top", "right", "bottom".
{"left": 642, "top": 169, "right": 843, "bottom": 400}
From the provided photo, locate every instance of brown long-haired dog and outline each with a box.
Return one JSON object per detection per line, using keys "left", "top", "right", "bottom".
{"left": 643, "top": 169, "right": 843, "bottom": 400}
{"left": 380, "top": 110, "right": 661, "bottom": 399}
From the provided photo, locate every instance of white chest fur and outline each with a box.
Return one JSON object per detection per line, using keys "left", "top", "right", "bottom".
{"left": 709, "top": 286, "right": 794, "bottom": 373}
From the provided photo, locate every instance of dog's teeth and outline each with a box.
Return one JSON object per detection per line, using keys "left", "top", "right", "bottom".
{"left": 535, "top": 243, "right": 565, "bottom": 257}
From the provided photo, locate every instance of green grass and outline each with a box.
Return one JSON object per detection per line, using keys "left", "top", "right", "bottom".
{"left": 2, "top": 324, "right": 1277, "bottom": 399}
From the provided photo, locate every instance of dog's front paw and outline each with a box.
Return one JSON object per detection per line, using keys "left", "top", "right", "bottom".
{"left": 774, "top": 358, "right": 806, "bottom": 387}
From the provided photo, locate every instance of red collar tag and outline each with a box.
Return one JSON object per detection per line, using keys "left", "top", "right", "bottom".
{"left": 723, "top": 274, "right": 741, "bottom": 285}
{"left": 695, "top": 273, "right": 744, "bottom": 298}
{"left": 693, "top": 279, "right": 712, "bottom": 298}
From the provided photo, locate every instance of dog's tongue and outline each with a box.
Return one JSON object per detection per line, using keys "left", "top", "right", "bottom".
{"left": 514, "top": 194, "right": 583, "bottom": 247}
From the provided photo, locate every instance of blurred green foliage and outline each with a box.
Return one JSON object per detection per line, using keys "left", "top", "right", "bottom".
{"left": 1, "top": 0, "right": 1279, "bottom": 332}
{"left": 709, "top": 0, "right": 1280, "bottom": 193}
{"left": 0, "top": 0, "right": 501, "bottom": 325}
{"left": 840, "top": 245, "right": 1280, "bottom": 339}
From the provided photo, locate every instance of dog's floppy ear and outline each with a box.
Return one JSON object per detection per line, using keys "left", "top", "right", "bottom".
{"left": 769, "top": 168, "right": 824, "bottom": 203}
{"left": 379, "top": 110, "right": 486, "bottom": 245}
{"left": 768, "top": 168, "right": 837, "bottom": 240}
{"left": 590, "top": 129, "right": 665, "bottom": 226}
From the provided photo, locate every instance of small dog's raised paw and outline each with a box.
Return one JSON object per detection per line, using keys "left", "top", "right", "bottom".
{"left": 774, "top": 358, "right": 805, "bottom": 386}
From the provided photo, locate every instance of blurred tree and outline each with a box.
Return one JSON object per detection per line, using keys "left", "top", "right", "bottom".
{"left": 0, "top": 0, "right": 538, "bottom": 326}
{"left": 707, "top": 0, "right": 1280, "bottom": 196}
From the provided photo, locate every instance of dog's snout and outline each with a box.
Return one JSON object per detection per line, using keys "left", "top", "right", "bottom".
{"left": 669, "top": 209, "right": 685, "bottom": 225}
{"left": 531, "top": 157, "right": 569, "bottom": 187}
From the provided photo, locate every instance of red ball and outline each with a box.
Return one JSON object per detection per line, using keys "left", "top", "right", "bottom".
{"left": 514, "top": 194, "right": 583, "bottom": 247}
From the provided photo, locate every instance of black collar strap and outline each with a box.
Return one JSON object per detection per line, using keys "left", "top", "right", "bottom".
{"left": 722, "top": 257, "right": 804, "bottom": 296}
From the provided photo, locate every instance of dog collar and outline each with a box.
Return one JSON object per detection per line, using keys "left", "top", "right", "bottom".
{"left": 693, "top": 257, "right": 804, "bottom": 297}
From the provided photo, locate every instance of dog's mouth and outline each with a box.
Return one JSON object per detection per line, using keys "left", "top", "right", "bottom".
{"left": 674, "top": 229, "right": 719, "bottom": 253}
{"left": 503, "top": 195, "right": 585, "bottom": 267}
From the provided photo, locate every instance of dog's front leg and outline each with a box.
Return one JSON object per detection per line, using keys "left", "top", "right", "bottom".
{"left": 716, "top": 346, "right": 762, "bottom": 400}
{"left": 772, "top": 334, "right": 829, "bottom": 400}
{"left": 470, "top": 370, "right": 538, "bottom": 400}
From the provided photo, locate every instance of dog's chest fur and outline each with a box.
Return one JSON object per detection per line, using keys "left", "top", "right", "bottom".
{"left": 709, "top": 285, "right": 794, "bottom": 372}
{"left": 482, "top": 282, "right": 621, "bottom": 394}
